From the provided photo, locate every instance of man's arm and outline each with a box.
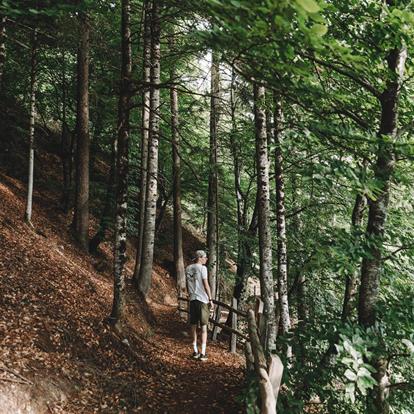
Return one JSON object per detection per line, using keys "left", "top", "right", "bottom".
{"left": 202, "top": 278, "right": 213, "bottom": 306}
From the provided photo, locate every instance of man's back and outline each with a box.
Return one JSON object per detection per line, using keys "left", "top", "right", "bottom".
{"left": 186, "top": 263, "right": 209, "bottom": 303}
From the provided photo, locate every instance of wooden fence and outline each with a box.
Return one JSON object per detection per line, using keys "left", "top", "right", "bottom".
{"left": 178, "top": 296, "right": 283, "bottom": 414}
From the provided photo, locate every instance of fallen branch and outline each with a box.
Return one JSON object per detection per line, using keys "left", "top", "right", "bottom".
{"left": 0, "top": 365, "right": 33, "bottom": 385}
{"left": 0, "top": 377, "right": 29, "bottom": 385}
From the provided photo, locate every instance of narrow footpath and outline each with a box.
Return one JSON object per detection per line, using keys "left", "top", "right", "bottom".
{"left": 141, "top": 302, "right": 245, "bottom": 413}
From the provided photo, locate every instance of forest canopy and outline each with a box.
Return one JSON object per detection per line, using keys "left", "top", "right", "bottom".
{"left": 1, "top": 0, "right": 414, "bottom": 413}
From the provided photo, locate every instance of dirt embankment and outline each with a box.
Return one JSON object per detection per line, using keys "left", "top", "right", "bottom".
{"left": 0, "top": 169, "right": 245, "bottom": 413}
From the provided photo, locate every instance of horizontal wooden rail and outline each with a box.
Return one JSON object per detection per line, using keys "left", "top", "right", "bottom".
{"left": 177, "top": 307, "right": 249, "bottom": 341}
{"left": 178, "top": 296, "right": 247, "bottom": 318}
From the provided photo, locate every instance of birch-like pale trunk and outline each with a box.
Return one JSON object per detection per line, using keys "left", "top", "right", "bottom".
{"left": 273, "top": 95, "right": 291, "bottom": 357}
{"left": 0, "top": 16, "right": 6, "bottom": 89}
{"left": 133, "top": 0, "right": 151, "bottom": 283}
{"left": 169, "top": 34, "right": 186, "bottom": 308}
{"left": 254, "top": 83, "right": 277, "bottom": 352}
{"left": 358, "top": 45, "right": 407, "bottom": 413}
{"left": 73, "top": 14, "right": 90, "bottom": 250}
{"left": 137, "top": 0, "right": 160, "bottom": 297}
{"left": 109, "top": 0, "right": 132, "bottom": 323}
{"left": 24, "top": 29, "right": 37, "bottom": 225}
{"left": 207, "top": 50, "right": 220, "bottom": 300}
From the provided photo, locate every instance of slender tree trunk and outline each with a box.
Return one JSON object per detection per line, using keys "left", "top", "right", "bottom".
{"left": 229, "top": 69, "right": 247, "bottom": 303}
{"left": 170, "top": 42, "right": 186, "bottom": 300}
{"left": 0, "top": 16, "right": 6, "bottom": 89}
{"left": 358, "top": 46, "right": 407, "bottom": 414}
{"left": 273, "top": 96, "right": 291, "bottom": 353}
{"left": 137, "top": 0, "right": 161, "bottom": 297}
{"left": 133, "top": 0, "right": 151, "bottom": 284}
{"left": 60, "top": 49, "right": 72, "bottom": 212}
{"left": 291, "top": 174, "right": 307, "bottom": 323}
{"left": 228, "top": 71, "right": 259, "bottom": 307}
{"left": 254, "top": 83, "right": 277, "bottom": 352}
{"left": 24, "top": 29, "right": 37, "bottom": 225}
{"left": 207, "top": 50, "right": 220, "bottom": 300}
{"left": 73, "top": 14, "right": 90, "bottom": 250}
{"left": 109, "top": 0, "right": 132, "bottom": 324}
{"left": 341, "top": 193, "right": 365, "bottom": 321}
{"left": 89, "top": 138, "right": 116, "bottom": 253}
{"left": 154, "top": 182, "right": 171, "bottom": 235}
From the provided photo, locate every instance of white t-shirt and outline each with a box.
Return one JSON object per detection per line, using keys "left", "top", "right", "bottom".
{"left": 186, "top": 263, "right": 209, "bottom": 304}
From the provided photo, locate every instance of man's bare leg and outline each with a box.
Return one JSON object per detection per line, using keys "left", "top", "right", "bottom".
{"left": 191, "top": 324, "right": 198, "bottom": 354}
{"left": 201, "top": 324, "right": 207, "bottom": 356}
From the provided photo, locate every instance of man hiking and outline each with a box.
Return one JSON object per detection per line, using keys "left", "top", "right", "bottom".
{"left": 186, "top": 250, "right": 213, "bottom": 361}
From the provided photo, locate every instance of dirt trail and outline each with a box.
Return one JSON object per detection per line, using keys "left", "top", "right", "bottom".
{"left": 0, "top": 171, "right": 246, "bottom": 413}
{"left": 145, "top": 302, "right": 245, "bottom": 413}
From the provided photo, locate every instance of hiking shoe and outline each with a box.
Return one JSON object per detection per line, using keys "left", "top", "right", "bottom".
{"left": 192, "top": 352, "right": 200, "bottom": 359}
{"left": 199, "top": 354, "right": 208, "bottom": 361}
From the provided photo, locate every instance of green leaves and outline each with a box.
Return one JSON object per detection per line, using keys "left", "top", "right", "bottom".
{"left": 402, "top": 338, "right": 414, "bottom": 353}
{"left": 336, "top": 330, "right": 378, "bottom": 403}
{"left": 310, "top": 23, "right": 328, "bottom": 37}
{"left": 296, "top": 0, "right": 321, "bottom": 14}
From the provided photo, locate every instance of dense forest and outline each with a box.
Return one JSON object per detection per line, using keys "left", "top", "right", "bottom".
{"left": 0, "top": 0, "right": 414, "bottom": 413}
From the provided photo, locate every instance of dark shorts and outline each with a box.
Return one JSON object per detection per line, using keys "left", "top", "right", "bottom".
{"left": 189, "top": 300, "right": 209, "bottom": 326}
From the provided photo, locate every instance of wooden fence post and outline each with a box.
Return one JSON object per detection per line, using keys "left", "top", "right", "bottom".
{"left": 230, "top": 297, "right": 238, "bottom": 353}
{"left": 211, "top": 305, "right": 221, "bottom": 341}
{"left": 247, "top": 309, "right": 279, "bottom": 414}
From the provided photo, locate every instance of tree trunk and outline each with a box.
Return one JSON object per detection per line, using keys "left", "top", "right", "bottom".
{"left": 170, "top": 34, "right": 185, "bottom": 306}
{"left": 109, "top": 0, "right": 132, "bottom": 324}
{"left": 0, "top": 16, "right": 6, "bottom": 89}
{"left": 290, "top": 174, "right": 307, "bottom": 324}
{"left": 24, "top": 29, "right": 37, "bottom": 225}
{"left": 89, "top": 137, "right": 116, "bottom": 254}
{"left": 133, "top": 0, "right": 151, "bottom": 284}
{"left": 154, "top": 183, "right": 171, "bottom": 235}
{"left": 341, "top": 193, "right": 365, "bottom": 321}
{"left": 273, "top": 95, "right": 291, "bottom": 355}
{"left": 137, "top": 0, "right": 161, "bottom": 297}
{"left": 358, "top": 46, "right": 407, "bottom": 414}
{"left": 254, "top": 83, "right": 277, "bottom": 352}
{"left": 207, "top": 50, "right": 220, "bottom": 300}
{"left": 60, "top": 50, "right": 72, "bottom": 212}
{"left": 73, "top": 14, "right": 90, "bottom": 250}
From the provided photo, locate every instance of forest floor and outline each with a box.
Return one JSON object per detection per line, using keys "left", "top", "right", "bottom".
{"left": 0, "top": 157, "right": 245, "bottom": 413}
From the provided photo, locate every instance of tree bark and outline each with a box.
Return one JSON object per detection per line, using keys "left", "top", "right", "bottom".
{"left": 133, "top": 0, "right": 151, "bottom": 284}
{"left": 254, "top": 83, "right": 277, "bottom": 352}
{"left": 60, "top": 49, "right": 72, "bottom": 213}
{"left": 291, "top": 174, "right": 307, "bottom": 324}
{"left": 0, "top": 16, "right": 6, "bottom": 89}
{"left": 109, "top": 0, "right": 132, "bottom": 324}
{"left": 137, "top": 0, "right": 161, "bottom": 297}
{"left": 169, "top": 39, "right": 186, "bottom": 301}
{"left": 73, "top": 13, "right": 90, "bottom": 250}
{"left": 341, "top": 193, "right": 365, "bottom": 321}
{"left": 358, "top": 45, "right": 407, "bottom": 414}
{"left": 89, "top": 137, "right": 116, "bottom": 254}
{"left": 273, "top": 95, "right": 291, "bottom": 355}
{"left": 207, "top": 50, "right": 220, "bottom": 300}
{"left": 229, "top": 69, "right": 251, "bottom": 305}
{"left": 24, "top": 29, "right": 37, "bottom": 225}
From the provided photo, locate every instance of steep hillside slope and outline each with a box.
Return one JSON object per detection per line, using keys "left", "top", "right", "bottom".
{"left": 0, "top": 169, "right": 245, "bottom": 413}
{"left": 0, "top": 165, "right": 245, "bottom": 413}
